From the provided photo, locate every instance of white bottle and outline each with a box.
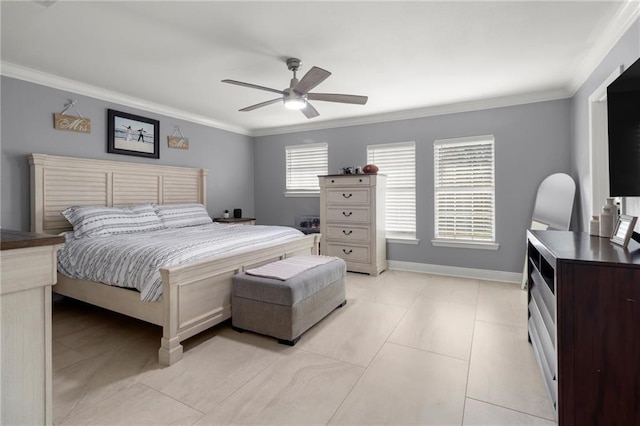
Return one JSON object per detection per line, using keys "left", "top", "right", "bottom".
{"left": 600, "top": 204, "right": 613, "bottom": 237}
{"left": 590, "top": 215, "right": 600, "bottom": 236}
{"left": 606, "top": 197, "right": 619, "bottom": 230}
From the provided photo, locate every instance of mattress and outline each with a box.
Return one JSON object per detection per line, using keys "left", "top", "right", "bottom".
{"left": 57, "top": 223, "right": 304, "bottom": 302}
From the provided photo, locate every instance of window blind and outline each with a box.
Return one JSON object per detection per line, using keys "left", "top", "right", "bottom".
{"left": 367, "top": 141, "right": 416, "bottom": 239}
{"left": 434, "top": 136, "right": 495, "bottom": 242}
{"left": 285, "top": 143, "right": 328, "bottom": 194}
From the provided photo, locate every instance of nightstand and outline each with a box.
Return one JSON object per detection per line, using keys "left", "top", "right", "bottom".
{"left": 214, "top": 217, "right": 256, "bottom": 225}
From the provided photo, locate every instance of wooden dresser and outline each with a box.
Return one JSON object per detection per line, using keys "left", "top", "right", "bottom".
{"left": 526, "top": 230, "right": 640, "bottom": 425}
{"left": 319, "top": 174, "right": 387, "bottom": 275}
{"left": 1, "top": 230, "right": 64, "bottom": 426}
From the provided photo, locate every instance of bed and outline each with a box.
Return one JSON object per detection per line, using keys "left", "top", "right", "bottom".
{"left": 29, "top": 153, "right": 320, "bottom": 365}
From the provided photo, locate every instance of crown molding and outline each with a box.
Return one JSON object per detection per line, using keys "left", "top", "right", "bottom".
{"left": 567, "top": 0, "right": 640, "bottom": 95}
{"left": 250, "top": 88, "right": 571, "bottom": 137}
{"left": 0, "top": 62, "right": 252, "bottom": 136}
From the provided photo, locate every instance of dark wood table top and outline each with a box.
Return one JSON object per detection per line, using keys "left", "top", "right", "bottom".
{"left": 529, "top": 230, "right": 640, "bottom": 266}
{"left": 1, "top": 229, "right": 65, "bottom": 251}
{"left": 213, "top": 217, "right": 255, "bottom": 223}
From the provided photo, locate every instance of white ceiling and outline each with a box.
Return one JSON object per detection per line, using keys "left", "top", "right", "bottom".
{"left": 1, "top": 1, "right": 637, "bottom": 136}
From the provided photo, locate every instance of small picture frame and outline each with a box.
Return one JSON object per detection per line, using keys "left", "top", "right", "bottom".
{"left": 107, "top": 109, "right": 159, "bottom": 159}
{"left": 610, "top": 215, "right": 638, "bottom": 247}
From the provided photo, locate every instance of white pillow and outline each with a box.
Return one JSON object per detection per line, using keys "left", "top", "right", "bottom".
{"left": 154, "top": 203, "right": 213, "bottom": 228}
{"left": 62, "top": 204, "right": 164, "bottom": 238}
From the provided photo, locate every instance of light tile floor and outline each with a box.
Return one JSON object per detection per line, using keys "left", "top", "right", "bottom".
{"left": 52, "top": 270, "right": 557, "bottom": 425}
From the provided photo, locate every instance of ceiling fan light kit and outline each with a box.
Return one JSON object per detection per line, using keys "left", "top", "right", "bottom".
{"left": 283, "top": 89, "right": 307, "bottom": 110}
{"left": 222, "top": 58, "right": 368, "bottom": 119}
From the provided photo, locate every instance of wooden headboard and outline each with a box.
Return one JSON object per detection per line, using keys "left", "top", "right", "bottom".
{"left": 29, "top": 153, "right": 208, "bottom": 234}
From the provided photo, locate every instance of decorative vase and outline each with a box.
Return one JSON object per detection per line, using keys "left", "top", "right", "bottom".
{"left": 589, "top": 215, "right": 600, "bottom": 236}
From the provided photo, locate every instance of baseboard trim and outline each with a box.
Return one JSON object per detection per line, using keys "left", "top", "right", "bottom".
{"left": 387, "top": 260, "right": 521, "bottom": 284}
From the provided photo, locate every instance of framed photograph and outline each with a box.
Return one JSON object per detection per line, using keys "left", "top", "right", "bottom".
{"left": 610, "top": 215, "right": 638, "bottom": 247}
{"left": 107, "top": 109, "right": 159, "bottom": 159}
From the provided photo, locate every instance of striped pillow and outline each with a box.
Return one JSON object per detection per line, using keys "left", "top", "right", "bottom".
{"left": 62, "top": 204, "right": 164, "bottom": 238}
{"left": 154, "top": 203, "right": 213, "bottom": 228}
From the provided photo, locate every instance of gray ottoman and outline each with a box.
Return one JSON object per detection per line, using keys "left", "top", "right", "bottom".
{"left": 231, "top": 257, "right": 347, "bottom": 345}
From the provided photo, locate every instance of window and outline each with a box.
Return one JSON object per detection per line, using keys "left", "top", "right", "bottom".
{"left": 285, "top": 143, "right": 328, "bottom": 196}
{"left": 433, "top": 135, "right": 497, "bottom": 249}
{"left": 367, "top": 141, "right": 416, "bottom": 241}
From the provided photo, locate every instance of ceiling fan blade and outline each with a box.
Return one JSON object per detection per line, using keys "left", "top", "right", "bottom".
{"left": 293, "top": 66, "right": 331, "bottom": 94}
{"left": 239, "top": 98, "right": 282, "bottom": 112}
{"left": 222, "top": 79, "right": 284, "bottom": 95}
{"left": 301, "top": 102, "right": 320, "bottom": 119}
{"left": 307, "top": 93, "right": 368, "bottom": 105}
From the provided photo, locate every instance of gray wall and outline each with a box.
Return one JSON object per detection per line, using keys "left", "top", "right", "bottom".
{"left": 254, "top": 99, "right": 572, "bottom": 273}
{"left": 1, "top": 76, "right": 255, "bottom": 231}
{"left": 571, "top": 19, "right": 640, "bottom": 230}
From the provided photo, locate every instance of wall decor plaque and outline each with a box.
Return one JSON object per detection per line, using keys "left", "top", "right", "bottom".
{"left": 53, "top": 113, "right": 91, "bottom": 133}
{"left": 167, "top": 126, "right": 189, "bottom": 150}
{"left": 53, "top": 100, "right": 90, "bottom": 133}
{"left": 168, "top": 136, "right": 189, "bottom": 149}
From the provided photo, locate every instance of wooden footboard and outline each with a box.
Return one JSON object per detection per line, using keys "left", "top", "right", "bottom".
{"left": 158, "top": 233, "right": 319, "bottom": 364}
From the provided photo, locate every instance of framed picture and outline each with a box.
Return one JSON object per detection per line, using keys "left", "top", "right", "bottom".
{"left": 610, "top": 215, "right": 638, "bottom": 247}
{"left": 107, "top": 109, "right": 159, "bottom": 159}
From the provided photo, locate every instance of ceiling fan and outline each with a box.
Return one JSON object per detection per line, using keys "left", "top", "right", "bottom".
{"left": 221, "top": 58, "right": 368, "bottom": 119}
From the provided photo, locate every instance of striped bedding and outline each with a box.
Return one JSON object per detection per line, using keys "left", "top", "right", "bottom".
{"left": 57, "top": 223, "right": 304, "bottom": 302}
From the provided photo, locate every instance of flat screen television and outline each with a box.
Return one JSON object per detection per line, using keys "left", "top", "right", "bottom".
{"left": 608, "top": 57, "right": 640, "bottom": 196}
{"left": 607, "top": 56, "right": 640, "bottom": 242}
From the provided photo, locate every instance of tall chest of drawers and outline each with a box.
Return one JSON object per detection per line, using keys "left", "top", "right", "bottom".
{"left": 319, "top": 174, "right": 387, "bottom": 275}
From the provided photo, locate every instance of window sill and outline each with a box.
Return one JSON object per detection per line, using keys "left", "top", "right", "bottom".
{"left": 284, "top": 192, "right": 320, "bottom": 198}
{"left": 387, "top": 237, "right": 420, "bottom": 245}
{"left": 431, "top": 239, "right": 499, "bottom": 250}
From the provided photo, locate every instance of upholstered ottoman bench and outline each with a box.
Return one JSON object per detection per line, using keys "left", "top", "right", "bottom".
{"left": 231, "top": 255, "right": 347, "bottom": 345}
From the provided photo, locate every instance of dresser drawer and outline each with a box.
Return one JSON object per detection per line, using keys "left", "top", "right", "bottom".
{"left": 326, "top": 207, "right": 370, "bottom": 223}
{"left": 325, "top": 243, "right": 370, "bottom": 264}
{"left": 324, "top": 175, "right": 370, "bottom": 187}
{"left": 326, "top": 188, "right": 370, "bottom": 205}
{"left": 326, "top": 225, "right": 370, "bottom": 242}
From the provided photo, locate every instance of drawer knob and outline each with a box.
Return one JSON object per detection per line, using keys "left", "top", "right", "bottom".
{"left": 342, "top": 211, "right": 353, "bottom": 217}
{"left": 342, "top": 249, "right": 353, "bottom": 254}
{"left": 342, "top": 193, "right": 353, "bottom": 198}
{"left": 342, "top": 229, "right": 353, "bottom": 235}
{"left": 331, "top": 179, "right": 335, "bottom": 183}
{"left": 359, "top": 178, "right": 362, "bottom": 182}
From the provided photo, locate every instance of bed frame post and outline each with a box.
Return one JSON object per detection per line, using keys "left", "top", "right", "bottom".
{"left": 200, "top": 169, "right": 208, "bottom": 206}
{"left": 158, "top": 269, "right": 183, "bottom": 365}
{"left": 29, "top": 154, "right": 45, "bottom": 233}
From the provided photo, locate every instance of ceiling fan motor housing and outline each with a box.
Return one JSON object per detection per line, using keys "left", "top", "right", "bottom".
{"left": 286, "top": 58, "right": 302, "bottom": 72}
